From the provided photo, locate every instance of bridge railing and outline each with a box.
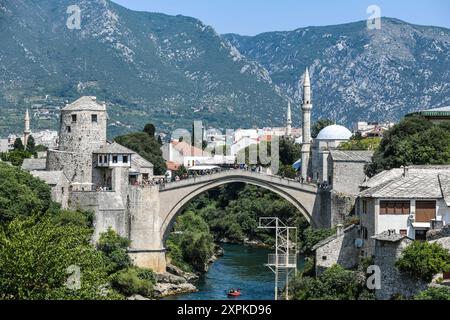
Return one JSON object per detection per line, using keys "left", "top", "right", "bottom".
{"left": 158, "top": 169, "right": 318, "bottom": 193}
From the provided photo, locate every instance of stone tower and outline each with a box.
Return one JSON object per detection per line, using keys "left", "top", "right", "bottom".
{"left": 23, "top": 109, "right": 31, "bottom": 146}
{"left": 285, "top": 102, "right": 292, "bottom": 137}
{"left": 47, "top": 96, "right": 108, "bottom": 190}
{"left": 301, "top": 68, "right": 312, "bottom": 180}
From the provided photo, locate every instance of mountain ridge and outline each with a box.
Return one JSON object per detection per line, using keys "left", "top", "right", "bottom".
{"left": 0, "top": 1, "right": 449, "bottom": 137}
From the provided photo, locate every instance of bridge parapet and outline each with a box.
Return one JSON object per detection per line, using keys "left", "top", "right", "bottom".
{"left": 159, "top": 170, "right": 317, "bottom": 194}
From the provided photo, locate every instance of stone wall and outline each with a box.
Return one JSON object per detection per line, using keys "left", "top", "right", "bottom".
{"left": 330, "top": 160, "right": 369, "bottom": 195}
{"left": 374, "top": 238, "right": 428, "bottom": 300}
{"left": 70, "top": 191, "right": 128, "bottom": 242}
{"left": 315, "top": 225, "right": 360, "bottom": 275}
{"left": 320, "top": 190, "right": 356, "bottom": 228}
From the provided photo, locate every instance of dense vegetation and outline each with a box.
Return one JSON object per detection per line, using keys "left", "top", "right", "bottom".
{"left": 289, "top": 264, "right": 374, "bottom": 300}
{"left": 338, "top": 135, "right": 381, "bottom": 151}
{"left": 166, "top": 211, "right": 215, "bottom": 272}
{"left": 415, "top": 286, "right": 450, "bottom": 300}
{"left": 311, "top": 119, "right": 334, "bottom": 138}
{"left": 366, "top": 116, "right": 450, "bottom": 176}
{"left": 395, "top": 241, "right": 450, "bottom": 283}
{"left": 0, "top": 162, "right": 154, "bottom": 300}
{"left": 114, "top": 124, "right": 167, "bottom": 175}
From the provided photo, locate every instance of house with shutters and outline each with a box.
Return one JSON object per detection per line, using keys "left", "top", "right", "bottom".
{"left": 356, "top": 165, "right": 450, "bottom": 257}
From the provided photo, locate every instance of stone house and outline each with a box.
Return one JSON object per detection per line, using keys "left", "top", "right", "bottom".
{"left": 313, "top": 224, "right": 360, "bottom": 275}
{"left": 327, "top": 150, "right": 374, "bottom": 195}
{"left": 373, "top": 231, "right": 428, "bottom": 300}
{"left": 30, "top": 170, "right": 70, "bottom": 209}
{"left": 357, "top": 165, "right": 450, "bottom": 257}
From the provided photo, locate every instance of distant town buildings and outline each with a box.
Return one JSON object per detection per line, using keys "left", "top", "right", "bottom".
{"left": 353, "top": 121, "right": 395, "bottom": 138}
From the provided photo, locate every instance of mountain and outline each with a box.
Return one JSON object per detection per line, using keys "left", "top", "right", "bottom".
{"left": 224, "top": 18, "right": 450, "bottom": 126}
{"left": 0, "top": 0, "right": 287, "bottom": 137}
{"left": 1, "top": 2, "right": 449, "bottom": 138}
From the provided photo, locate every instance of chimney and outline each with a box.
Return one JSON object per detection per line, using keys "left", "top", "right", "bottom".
{"left": 336, "top": 224, "right": 344, "bottom": 236}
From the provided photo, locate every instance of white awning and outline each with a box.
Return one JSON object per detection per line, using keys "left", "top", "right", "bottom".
{"left": 412, "top": 222, "right": 431, "bottom": 229}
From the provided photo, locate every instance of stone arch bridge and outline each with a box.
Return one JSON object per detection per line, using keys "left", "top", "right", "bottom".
{"left": 125, "top": 170, "right": 323, "bottom": 272}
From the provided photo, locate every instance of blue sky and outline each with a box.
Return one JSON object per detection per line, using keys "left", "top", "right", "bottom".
{"left": 112, "top": 0, "right": 450, "bottom": 35}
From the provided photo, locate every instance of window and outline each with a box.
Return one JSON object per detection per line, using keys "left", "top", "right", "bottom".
{"left": 400, "top": 229, "right": 407, "bottom": 236}
{"left": 380, "top": 201, "right": 410, "bottom": 215}
{"left": 71, "top": 114, "right": 77, "bottom": 122}
{"left": 66, "top": 126, "right": 71, "bottom": 133}
{"left": 91, "top": 114, "right": 98, "bottom": 123}
{"left": 103, "top": 155, "right": 107, "bottom": 163}
{"left": 415, "top": 201, "right": 436, "bottom": 223}
{"left": 98, "top": 155, "right": 103, "bottom": 164}
{"left": 362, "top": 199, "right": 368, "bottom": 214}
{"left": 112, "top": 156, "right": 118, "bottom": 164}
{"left": 360, "top": 226, "right": 368, "bottom": 240}
{"left": 123, "top": 155, "right": 128, "bottom": 164}
{"left": 322, "top": 256, "right": 327, "bottom": 261}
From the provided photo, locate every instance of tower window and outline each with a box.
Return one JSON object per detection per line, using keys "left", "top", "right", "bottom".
{"left": 123, "top": 156, "right": 128, "bottom": 164}
{"left": 92, "top": 114, "right": 98, "bottom": 123}
{"left": 71, "top": 114, "right": 77, "bottom": 122}
{"left": 113, "top": 156, "right": 118, "bottom": 164}
{"left": 66, "top": 126, "right": 71, "bottom": 133}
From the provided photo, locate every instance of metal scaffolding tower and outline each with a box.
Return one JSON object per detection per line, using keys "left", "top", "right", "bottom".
{"left": 258, "top": 217, "right": 298, "bottom": 301}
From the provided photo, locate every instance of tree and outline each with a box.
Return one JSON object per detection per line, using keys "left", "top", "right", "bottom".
{"left": 157, "top": 136, "right": 163, "bottom": 146}
{"left": 312, "top": 119, "right": 334, "bottom": 139}
{"left": 111, "top": 267, "right": 155, "bottom": 298}
{"left": 0, "top": 162, "right": 52, "bottom": 224}
{"left": 97, "top": 228, "right": 131, "bottom": 273}
{"left": 279, "top": 138, "right": 301, "bottom": 166}
{"left": 395, "top": 241, "right": 450, "bottom": 282}
{"left": 13, "top": 138, "right": 24, "bottom": 151}
{"left": 115, "top": 130, "right": 167, "bottom": 175}
{"left": 366, "top": 116, "right": 450, "bottom": 176}
{"left": 290, "top": 265, "right": 368, "bottom": 300}
{"left": 143, "top": 123, "right": 156, "bottom": 137}
{"left": 338, "top": 136, "right": 381, "bottom": 151}
{"left": 26, "top": 135, "right": 36, "bottom": 155}
{"left": 167, "top": 211, "right": 215, "bottom": 272}
{"left": 0, "top": 217, "right": 120, "bottom": 300}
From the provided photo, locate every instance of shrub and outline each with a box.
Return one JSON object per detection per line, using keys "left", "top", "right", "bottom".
{"left": 395, "top": 241, "right": 450, "bottom": 283}
{"left": 53, "top": 209, "right": 94, "bottom": 228}
{"left": 97, "top": 228, "right": 131, "bottom": 273}
{"left": 111, "top": 267, "right": 155, "bottom": 298}
{"left": 415, "top": 286, "right": 450, "bottom": 300}
{"left": 290, "top": 265, "right": 368, "bottom": 300}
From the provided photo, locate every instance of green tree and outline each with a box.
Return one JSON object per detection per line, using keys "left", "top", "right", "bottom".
{"left": 143, "top": 123, "right": 156, "bottom": 137}
{"left": 279, "top": 138, "right": 301, "bottom": 166}
{"left": 13, "top": 138, "right": 24, "bottom": 151}
{"left": 167, "top": 211, "right": 215, "bottom": 272}
{"left": 366, "top": 116, "right": 450, "bottom": 176}
{"left": 97, "top": 228, "right": 131, "bottom": 273}
{"left": 0, "top": 162, "right": 52, "bottom": 224}
{"left": 312, "top": 119, "right": 334, "bottom": 139}
{"left": 395, "top": 241, "right": 450, "bottom": 282}
{"left": 290, "top": 265, "right": 368, "bottom": 300}
{"left": 115, "top": 130, "right": 167, "bottom": 175}
{"left": 0, "top": 217, "right": 119, "bottom": 300}
{"left": 26, "top": 135, "right": 36, "bottom": 155}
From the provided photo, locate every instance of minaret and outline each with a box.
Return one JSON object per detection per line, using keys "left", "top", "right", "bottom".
{"left": 285, "top": 102, "right": 292, "bottom": 137}
{"left": 301, "top": 68, "right": 312, "bottom": 180}
{"left": 23, "top": 109, "right": 31, "bottom": 147}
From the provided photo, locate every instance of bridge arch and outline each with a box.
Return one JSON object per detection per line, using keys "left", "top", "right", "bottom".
{"left": 158, "top": 171, "right": 319, "bottom": 243}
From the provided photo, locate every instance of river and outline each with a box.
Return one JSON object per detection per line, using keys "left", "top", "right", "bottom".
{"left": 165, "top": 243, "right": 303, "bottom": 301}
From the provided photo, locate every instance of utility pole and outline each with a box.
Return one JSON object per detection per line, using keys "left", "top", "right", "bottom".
{"left": 259, "top": 217, "right": 298, "bottom": 301}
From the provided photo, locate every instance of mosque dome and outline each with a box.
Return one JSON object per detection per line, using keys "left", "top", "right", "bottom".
{"left": 316, "top": 125, "right": 352, "bottom": 141}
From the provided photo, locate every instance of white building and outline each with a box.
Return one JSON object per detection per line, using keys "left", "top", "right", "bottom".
{"left": 353, "top": 121, "right": 395, "bottom": 138}
{"left": 357, "top": 165, "right": 450, "bottom": 256}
